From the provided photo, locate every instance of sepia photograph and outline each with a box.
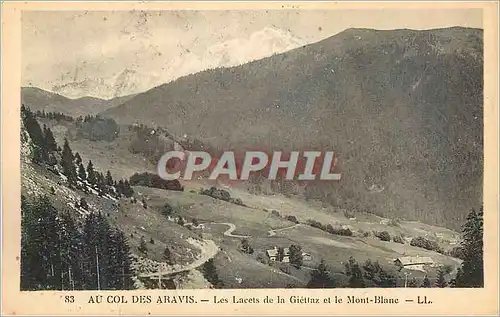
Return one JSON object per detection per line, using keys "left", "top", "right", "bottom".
{"left": 2, "top": 1, "right": 499, "bottom": 316}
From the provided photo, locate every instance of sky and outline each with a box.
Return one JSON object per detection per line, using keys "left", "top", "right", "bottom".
{"left": 21, "top": 9, "right": 482, "bottom": 99}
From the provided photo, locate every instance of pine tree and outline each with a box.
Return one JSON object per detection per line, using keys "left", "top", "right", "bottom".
{"left": 44, "top": 125, "right": 58, "bottom": 152}
{"left": 307, "top": 259, "right": 336, "bottom": 288}
{"left": 41, "top": 125, "right": 50, "bottom": 159}
{"left": 87, "top": 160, "right": 97, "bottom": 186}
{"left": 79, "top": 198, "right": 89, "bottom": 210}
{"left": 46, "top": 153, "right": 58, "bottom": 166}
{"left": 421, "top": 275, "right": 431, "bottom": 288}
{"left": 408, "top": 277, "right": 419, "bottom": 288}
{"left": 163, "top": 247, "right": 174, "bottom": 265}
{"left": 122, "top": 180, "right": 134, "bottom": 198}
{"left": 239, "top": 239, "right": 254, "bottom": 254}
{"left": 21, "top": 105, "right": 45, "bottom": 148}
{"left": 345, "top": 256, "right": 365, "bottom": 288}
{"left": 74, "top": 152, "right": 82, "bottom": 166}
{"left": 82, "top": 212, "right": 111, "bottom": 290}
{"left": 21, "top": 106, "right": 49, "bottom": 163}
{"left": 435, "top": 267, "right": 448, "bottom": 288}
{"left": 289, "top": 244, "right": 303, "bottom": 268}
{"left": 277, "top": 247, "right": 285, "bottom": 262}
{"left": 61, "top": 138, "right": 77, "bottom": 186}
{"left": 31, "top": 146, "right": 43, "bottom": 164}
{"left": 201, "top": 259, "right": 223, "bottom": 288}
{"left": 107, "top": 229, "right": 134, "bottom": 290}
{"left": 106, "top": 171, "right": 113, "bottom": 186}
{"left": 453, "top": 207, "right": 484, "bottom": 288}
{"left": 78, "top": 163, "right": 87, "bottom": 181}
{"left": 20, "top": 195, "right": 62, "bottom": 290}
{"left": 59, "top": 211, "right": 84, "bottom": 290}
{"left": 20, "top": 195, "right": 36, "bottom": 290}
{"left": 97, "top": 172, "right": 107, "bottom": 195}
{"left": 362, "top": 259, "right": 397, "bottom": 287}
{"left": 116, "top": 180, "right": 125, "bottom": 196}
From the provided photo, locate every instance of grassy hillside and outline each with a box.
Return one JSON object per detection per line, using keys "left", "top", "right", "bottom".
{"left": 101, "top": 27, "right": 483, "bottom": 230}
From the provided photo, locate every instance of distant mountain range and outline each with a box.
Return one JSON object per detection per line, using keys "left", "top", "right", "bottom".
{"left": 21, "top": 87, "right": 136, "bottom": 117}
{"left": 25, "top": 27, "right": 306, "bottom": 99}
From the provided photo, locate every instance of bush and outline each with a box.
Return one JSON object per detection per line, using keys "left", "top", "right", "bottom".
{"left": 256, "top": 253, "right": 269, "bottom": 265}
{"left": 286, "top": 215, "right": 299, "bottom": 224}
{"left": 162, "top": 202, "right": 174, "bottom": 216}
{"left": 343, "top": 209, "right": 355, "bottom": 219}
{"left": 316, "top": 222, "right": 353, "bottom": 236}
{"left": 363, "top": 231, "right": 370, "bottom": 237}
{"left": 271, "top": 210, "right": 281, "bottom": 218}
{"left": 410, "top": 236, "right": 443, "bottom": 253}
{"left": 375, "top": 231, "right": 391, "bottom": 242}
{"left": 329, "top": 226, "right": 353, "bottom": 236}
{"left": 307, "top": 219, "right": 326, "bottom": 231}
{"left": 447, "top": 246, "right": 466, "bottom": 260}
{"left": 279, "top": 264, "right": 291, "bottom": 274}
{"left": 200, "top": 187, "right": 244, "bottom": 206}
{"left": 388, "top": 218, "right": 400, "bottom": 227}
{"left": 177, "top": 217, "right": 185, "bottom": 226}
{"left": 79, "top": 198, "right": 89, "bottom": 210}
{"left": 393, "top": 235, "right": 404, "bottom": 244}
{"left": 240, "top": 239, "right": 254, "bottom": 254}
{"left": 129, "top": 172, "right": 184, "bottom": 191}
{"left": 232, "top": 198, "right": 245, "bottom": 206}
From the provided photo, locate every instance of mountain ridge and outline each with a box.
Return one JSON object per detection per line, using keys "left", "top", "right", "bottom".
{"left": 99, "top": 26, "right": 483, "bottom": 230}
{"left": 21, "top": 86, "right": 137, "bottom": 117}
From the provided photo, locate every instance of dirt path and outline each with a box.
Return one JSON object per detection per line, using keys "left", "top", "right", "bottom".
{"left": 268, "top": 224, "right": 300, "bottom": 237}
{"left": 139, "top": 238, "right": 219, "bottom": 278}
{"left": 210, "top": 222, "right": 252, "bottom": 238}
{"left": 184, "top": 221, "right": 251, "bottom": 238}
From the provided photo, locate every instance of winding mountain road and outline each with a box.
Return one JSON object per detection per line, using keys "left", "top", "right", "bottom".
{"left": 138, "top": 238, "right": 219, "bottom": 278}
{"left": 139, "top": 222, "right": 301, "bottom": 280}
{"left": 268, "top": 224, "right": 301, "bottom": 237}
{"left": 208, "top": 222, "right": 252, "bottom": 238}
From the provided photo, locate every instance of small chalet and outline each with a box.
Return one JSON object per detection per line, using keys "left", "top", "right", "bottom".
{"left": 394, "top": 256, "right": 435, "bottom": 272}
{"left": 302, "top": 252, "right": 313, "bottom": 261}
{"left": 266, "top": 247, "right": 290, "bottom": 262}
{"left": 266, "top": 247, "right": 312, "bottom": 263}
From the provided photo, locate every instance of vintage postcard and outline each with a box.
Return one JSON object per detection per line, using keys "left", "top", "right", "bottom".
{"left": 1, "top": 1, "right": 499, "bottom": 315}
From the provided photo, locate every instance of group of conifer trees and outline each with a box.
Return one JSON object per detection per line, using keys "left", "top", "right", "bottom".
{"left": 22, "top": 105, "right": 60, "bottom": 165}
{"left": 35, "top": 109, "right": 74, "bottom": 122}
{"left": 22, "top": 105, "right": 133, "bottom": 198}
{"left": 21, "top": 194, "right": 135, "bottom": 290}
